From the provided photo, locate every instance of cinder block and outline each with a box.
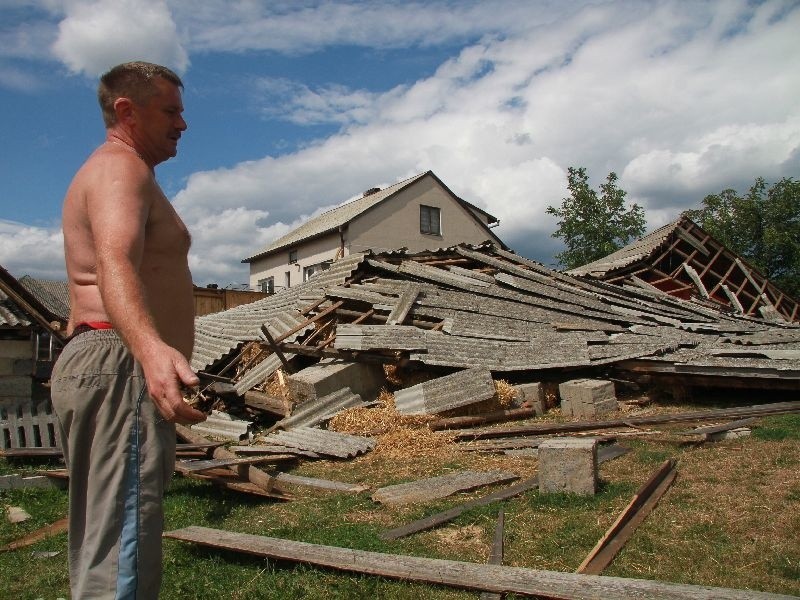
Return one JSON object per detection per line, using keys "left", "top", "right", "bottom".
{"left": 515, "top": 382, "right": 546, "bottom": 415}
{"left": 0, "top": 376, "right": 32, "bottom": 399}
{"left": 0, "top": 340, "right": 32, "bottom": 360}
{"left": 558, "top": 379, "right": 617, "bottom": 419}
{"left": 287, "top": 359, "right": 385, "bottom": 405}
{"left": 538, "top": 437, "right": 598, "bottom": 495}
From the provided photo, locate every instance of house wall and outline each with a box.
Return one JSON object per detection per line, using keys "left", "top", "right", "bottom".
{"left": 248, "top": 232, "right": 342, "bottom": 291}
{"left": 247, "top": 174, "right": 498, "bottom": 291}
{"left": 347, "top": 175, "right": 495, "bottom": 254}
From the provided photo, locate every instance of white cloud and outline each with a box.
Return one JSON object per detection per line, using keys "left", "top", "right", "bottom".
{"left": 51, "top": 0, "right": 189, "bottom": 76}
{"left": 0, "top": 220, "right": 65, "bottom": 280}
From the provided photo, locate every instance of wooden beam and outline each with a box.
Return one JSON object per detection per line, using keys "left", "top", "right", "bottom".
{"left": 577, "top": 459, "right": 677, "bottom": 575}
{"left": 163, "top": 526, "right": 788, "bottom": 599}
{"left": 260, "top": 324, "right": 294, "bottom": 374}
{"left": 452, "top": 402, "right": 800, "bottom": 441}
{"left": 480, "top": 510, "right": 506, "bottom": 600}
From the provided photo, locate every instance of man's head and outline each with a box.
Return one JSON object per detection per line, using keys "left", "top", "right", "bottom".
{"left": 98, "top": 61, "right": 183, "bottom": 128}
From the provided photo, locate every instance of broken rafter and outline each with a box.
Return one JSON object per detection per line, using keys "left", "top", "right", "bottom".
{"left": 577, "top": 459, "right": 677, "bottom": 575}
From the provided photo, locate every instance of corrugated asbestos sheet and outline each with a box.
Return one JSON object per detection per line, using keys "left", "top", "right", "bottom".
{"left": 233, "top": 353, "right": 292, "bottom": 395}
{"left": 335, "top": 324, "right": 427, "bottom": 351}
{"left": 0, "top": 289, "right": 30, "bottom": 327}
{"left": 191, "top": 254, "right": 364, "bottom": 371}
{"left": 18, "top": 276, "right": 70, "bottom": 320}
{"left": 372, "top": 470, "right": 519, "bottom": 505}
{"left": 394, "top": 368, "right": 496, "bottom": 415}
{"left": 265, "top": 426, "right": 375, "bottom": 458}
{"left": 275, "top": 387, "right": 367, "bottom": 431}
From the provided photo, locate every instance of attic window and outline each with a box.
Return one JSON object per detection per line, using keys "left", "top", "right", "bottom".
{"left": 420, "top": 205, "right": 441, "bottom": 235}
{"left": 288, "top": 249, "right": 298, "bottom": 264}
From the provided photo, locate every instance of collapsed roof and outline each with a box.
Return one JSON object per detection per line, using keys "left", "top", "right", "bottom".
{"left": 567, "top": 216, "right": 799, "bottom": 323}
{"left": 192, "top": 243, "right": 800, "bottom": 397}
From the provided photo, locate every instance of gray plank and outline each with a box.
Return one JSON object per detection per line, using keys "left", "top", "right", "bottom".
{"left": 164, "top": 526, "right": 792, "bottom": 599}
{"left": 372, "top": 470, "right": 519, "bottom": 505}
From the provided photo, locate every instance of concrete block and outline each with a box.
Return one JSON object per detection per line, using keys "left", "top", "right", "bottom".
{"left": 558, "top": 379, "right": 617, "bottom": 419}
{"left": 538, "top": 437, "right": 598, "bottom": 495}
{"left": 515, "top": 382, "right": 546, "bottom": 415}
{"left": 287, "top": 359, "right": 385, "bottom": 405}
{"left": 0, "top": 340, "right": 32, "bottom": 360}
{"left": 0, "top": 376, "right": 32, "bottom": 399}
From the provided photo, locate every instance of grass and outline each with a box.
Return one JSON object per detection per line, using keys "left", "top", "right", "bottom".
{"left": 1, "top": 412, "right": 799, "bottom": 598}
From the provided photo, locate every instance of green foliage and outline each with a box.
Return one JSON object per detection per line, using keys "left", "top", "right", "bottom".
{"left": 547, "top": 167, "right": 647, "bottom": 269}
{"left": 685, "top": 177, "right": 800, "bottom": 297}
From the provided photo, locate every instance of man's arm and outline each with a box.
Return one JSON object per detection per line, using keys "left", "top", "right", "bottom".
{"left": 86, "top": 154, "right": 205, "bottom": 425}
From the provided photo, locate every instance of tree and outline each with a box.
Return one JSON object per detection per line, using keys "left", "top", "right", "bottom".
{"left": 547, "top": 167, "right": 646, "bottom": 269}
{"left": 685, "top": 176, "right": 800, "bottom": 298}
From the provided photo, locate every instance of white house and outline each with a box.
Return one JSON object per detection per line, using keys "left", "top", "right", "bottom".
{"left": 243, "top": 171, "right": 504, "bottom": 293}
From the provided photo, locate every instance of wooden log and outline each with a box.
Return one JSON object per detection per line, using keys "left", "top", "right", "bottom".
{"left": 674, "top": 417, "right": 757, "bottom": 436}
{"left": 577, "top": 459, "right": 677, "bottom": 575}
{"left": 163, "top": 526, "right": 792, "bottom": 599}
{"left": 244, "top": 390, "right": 287, "bottom": 416}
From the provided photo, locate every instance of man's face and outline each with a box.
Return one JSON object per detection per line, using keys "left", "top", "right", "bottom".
{"left": 135, "top": 77, "right": 187, "bottom": 164}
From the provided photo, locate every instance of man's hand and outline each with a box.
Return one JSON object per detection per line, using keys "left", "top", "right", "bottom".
{"left": 141, "top": 343, "right": 207, "bottom": 425}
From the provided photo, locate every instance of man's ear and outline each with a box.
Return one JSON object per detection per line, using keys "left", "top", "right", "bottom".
{"left": 113, "top": 97, "right": 135, "bottom": 124}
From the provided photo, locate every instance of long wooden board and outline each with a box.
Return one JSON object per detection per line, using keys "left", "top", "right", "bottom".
{"left": 164, "top": 526, "right": 793, "bottom": 599}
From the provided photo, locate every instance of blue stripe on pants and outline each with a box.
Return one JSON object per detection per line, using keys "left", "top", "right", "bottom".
{"left": 116, "top": 387, "right": 145, "bottom": 599}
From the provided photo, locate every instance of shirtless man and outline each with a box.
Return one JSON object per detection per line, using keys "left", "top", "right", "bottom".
{"left": 51, "top": 62, "right": 205, "bottom": 599}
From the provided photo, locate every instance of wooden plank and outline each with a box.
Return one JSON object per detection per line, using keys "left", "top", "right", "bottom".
{"left": 380, "top": 445, "right": 627, "bottom": 541}
{"left": 453, "top": 401, "right": 800, "bottom": 441}
{"left": 674, "top": 417, "right": 757, "bottom": 436}
{"left": 577, "top": 460, "right": 677, "bottom": 575}
{"left": 175, "top": 455, "right": 294, "bottom": 473}
{"left": 386, "top": 283, "right": 421, "bottom": 325}
{"left": 430, "top": 408, "right": 536, "bottom": 431}
{"left": 372, "top": 471, "right": 519, "bottom": 505}
{"left": 381, "top": 476, "right": 539, "bottom": 541}
{"left": 164, "top": 526, "right": 792, "bottom": 599}
{"left": 480, "top": 510, "right": 505, "bottom": 600}
{"left": 177, "top": 472, "right": 293, "bottom": 499}
{"left": 273, "top": 472, "right": 369, "bottom": 494}
{"left": 0, "top": 517, "right": 68, "bottom": 553}
{"left": 175, "top": 424, "right": 289, "bottom": 496}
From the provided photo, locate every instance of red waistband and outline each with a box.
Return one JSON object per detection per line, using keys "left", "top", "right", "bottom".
{"left": 75, "top": 321, "right": 113, "bottom": 330}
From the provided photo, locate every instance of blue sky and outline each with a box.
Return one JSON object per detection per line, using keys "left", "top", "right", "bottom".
{"left": 1, "top": 0, "right": 799, "bottom": 287}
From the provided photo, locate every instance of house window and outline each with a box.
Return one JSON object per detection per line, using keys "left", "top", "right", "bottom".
{"left": 257, "top": 277, "right": 274, "bottom": 294}
{"left": 303, "top": 261, "right": 331, "bottom": 282}
{"left": 420, "top": 205, "right": 441, "bottom": 235}
{"left": 284, "top": 271, "right": 291, "bottom": 289}
{"left": 288, "top": 249, "right": 298, "bottom": 264}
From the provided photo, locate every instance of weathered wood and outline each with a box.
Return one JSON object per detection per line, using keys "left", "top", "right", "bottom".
{"left": 453, "top": 402, "right": 800, "bottom": 440}
{"left": 674, "top": 417, "right": 758, "bottom": 436}
{"left": 177, "top": 472, "right": 293, "bottom": 499}
{"left": 380, "top": 476, "right": 539, "bottom": 541}
{"left": 0, "top": 517, "right": 68, "bottom": 553}
{"left": 381, "top": 445, "right": 630, "bottom": 541}
{"left": 480, "top": 509, "right": 506, "bottom": 600}
{"left": 261, "top": 324, "right": 294, "bottom": 374}
{"left": 273, "top": 472, "right": 369, "bottom": 494}
{"left": 577, "top": 459, "right": 677, "bottom": 575}
{"left": 175, "top": 424, "right": 289, "bottom": 496}
{"left": 243, "top": 390, "right": 288, "bottom": 416}
{"left": 372, "top": 471, "right": 519, "bottom": 505}
{"left": 175, "top": 455, "right": 295, "bottom": 473}
{"left": 430, "top": 408, "right": 536, "bottom": 431}
{"left": 164, "top": 526, "right": 792, "bottom": 599}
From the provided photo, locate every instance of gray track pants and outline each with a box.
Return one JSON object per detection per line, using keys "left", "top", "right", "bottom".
{"left": 51, "top": 330, "right": 176, "bottom": 599}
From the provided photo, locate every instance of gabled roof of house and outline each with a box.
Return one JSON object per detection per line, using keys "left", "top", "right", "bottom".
{"left": 567, "top": 215, "right": 799, "bottom": 322}
{"left": 242, "top": 171, "right": 501, "bottom": 263}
